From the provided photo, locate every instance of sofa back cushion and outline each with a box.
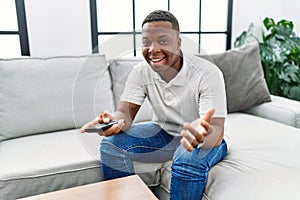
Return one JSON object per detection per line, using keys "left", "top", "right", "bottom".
{"left": 0, "top": 54, "right": 114, "bottom": 141}
{"left": 198, "top": 42, "right": 271, "bottom": 113}
{"left": 109, "top": 58, "right": 153, "bottom": 123}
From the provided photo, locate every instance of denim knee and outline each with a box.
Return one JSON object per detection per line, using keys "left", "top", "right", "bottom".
{"left": 171, "top": 141, "right": 227, "bottom": 182}
{"left": 100, "top": 137, "right": 126, "bottom": 157}
{"left": 100, "top": 137, "right": 135, "bottom": 179}
{"left": 171, "top": 145, "right": 209, "bottom": 181}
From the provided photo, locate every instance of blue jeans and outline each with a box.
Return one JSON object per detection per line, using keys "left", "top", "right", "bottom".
{"left": 100, "top": 122, "right": 227, "bottom": 200}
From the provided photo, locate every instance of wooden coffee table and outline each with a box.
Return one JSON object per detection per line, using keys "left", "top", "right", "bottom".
{"left": 20, "top": 175, "right": 158, "bottom": 200}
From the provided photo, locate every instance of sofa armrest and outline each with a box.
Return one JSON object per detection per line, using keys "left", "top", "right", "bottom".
{"left": 243, "top": 95, "right": 300, "bottom": 128}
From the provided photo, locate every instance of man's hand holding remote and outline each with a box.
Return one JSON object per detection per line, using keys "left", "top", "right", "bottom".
{"left": 80, "top": 111, "right": 125, "bottom": 136}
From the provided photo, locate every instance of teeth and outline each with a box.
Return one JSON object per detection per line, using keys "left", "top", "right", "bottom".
{"left": 151, "top": 58, "right": 164, "bottom": 62}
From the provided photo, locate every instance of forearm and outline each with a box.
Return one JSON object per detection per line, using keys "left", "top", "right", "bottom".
{"left": 112, "top": 110, "right": 133, "bottom": 131}
{"left": 114, "top": 101, "right": 140, "bottom": 131}
{"left": 202, "top": 124, "right": 224, "bottom": 148}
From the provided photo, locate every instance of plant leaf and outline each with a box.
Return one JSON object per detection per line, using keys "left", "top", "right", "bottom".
{"left": 263, "top": 17, "right": 276, "bottom": 31}
{"left": 277, "top": 19, "right": 294, "bottom": 30}
{"left": 235, "top": 17, "right": 300, "bottom": 101}
{"left": 234, "top": 23, "right": 256, "bottom": 48}
{"left": 287, "top": 85, "right": 300, "bottom": 100}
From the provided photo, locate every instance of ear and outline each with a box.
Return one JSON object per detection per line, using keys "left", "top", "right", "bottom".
{"left": 177, "top": 37, "right": 182, "bottom": 50}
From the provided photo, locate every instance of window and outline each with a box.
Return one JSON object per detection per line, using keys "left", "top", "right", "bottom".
{"left": 0, "top": 0, "right": 30, "bottom": 58}
{"left": 90, "top": 0, "right": 233, "bottom": 58}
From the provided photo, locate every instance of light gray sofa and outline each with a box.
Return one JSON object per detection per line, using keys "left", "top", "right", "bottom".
{"left": 1, "top": 43, "right": 300, "bottom": 200}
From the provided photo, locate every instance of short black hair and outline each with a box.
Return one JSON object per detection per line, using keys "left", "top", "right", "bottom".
{"left": 142, "top": 10, "right": 180, "bottom": 32}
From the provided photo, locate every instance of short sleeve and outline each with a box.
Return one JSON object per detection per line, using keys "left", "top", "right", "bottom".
{"left": 120, "top": 67, "right": 146, "bottom": 105}
{"left": 198, "top": 64, "right": 227, "bottom": 118}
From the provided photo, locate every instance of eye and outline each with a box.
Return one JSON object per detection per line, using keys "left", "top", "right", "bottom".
{"left": 159, "top": 38, "right": 169, "bottom": 45}
{"left": 159, "top": 40, "right": 166, "bottom": 44}
{"left": 142, "top": 39, "right": 151, "bottom": 47}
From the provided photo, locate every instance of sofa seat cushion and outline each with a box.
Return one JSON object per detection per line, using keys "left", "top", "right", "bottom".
{"left": 0, "top": 129, "right": 163, "bottom": 200}
{"left": 159, "top": 113, "right": 300, "bottom": 200}
{"left": 0, "top": 129, "right": 102, "bottom": 200}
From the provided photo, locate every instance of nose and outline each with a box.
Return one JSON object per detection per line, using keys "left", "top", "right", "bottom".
{"left": 148, "top": 44, "right": 161, "bottom": 54}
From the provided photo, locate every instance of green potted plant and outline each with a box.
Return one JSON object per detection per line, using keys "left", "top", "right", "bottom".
{"left": 234, "top": 17, "right": 300, "bottom": 101}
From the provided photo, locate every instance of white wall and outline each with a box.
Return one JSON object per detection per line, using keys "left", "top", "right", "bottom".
{"left": 281, "top": 0, "right": 300, "bottom": 34}
{"left": 25, "top": 0, "right": 91, "bottom": 57}
{"left": 232, "top": 0, "right": 300, "bottom": 46}
{"left": 24, "top": 0, "right": 300, "bottom": 56}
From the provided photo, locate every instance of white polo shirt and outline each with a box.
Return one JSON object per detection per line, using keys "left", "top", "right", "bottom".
{"left": 120, "top": 53, "right": 227, "bottom": 136}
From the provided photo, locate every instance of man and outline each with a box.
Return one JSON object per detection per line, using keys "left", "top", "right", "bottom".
{"left": 81, "top": 10, "right": 227, "bottom": 200}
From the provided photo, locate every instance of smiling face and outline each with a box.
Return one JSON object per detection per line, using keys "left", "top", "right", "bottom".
{"left": 142, "top": 21, "right": 182, "bottom": 78}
